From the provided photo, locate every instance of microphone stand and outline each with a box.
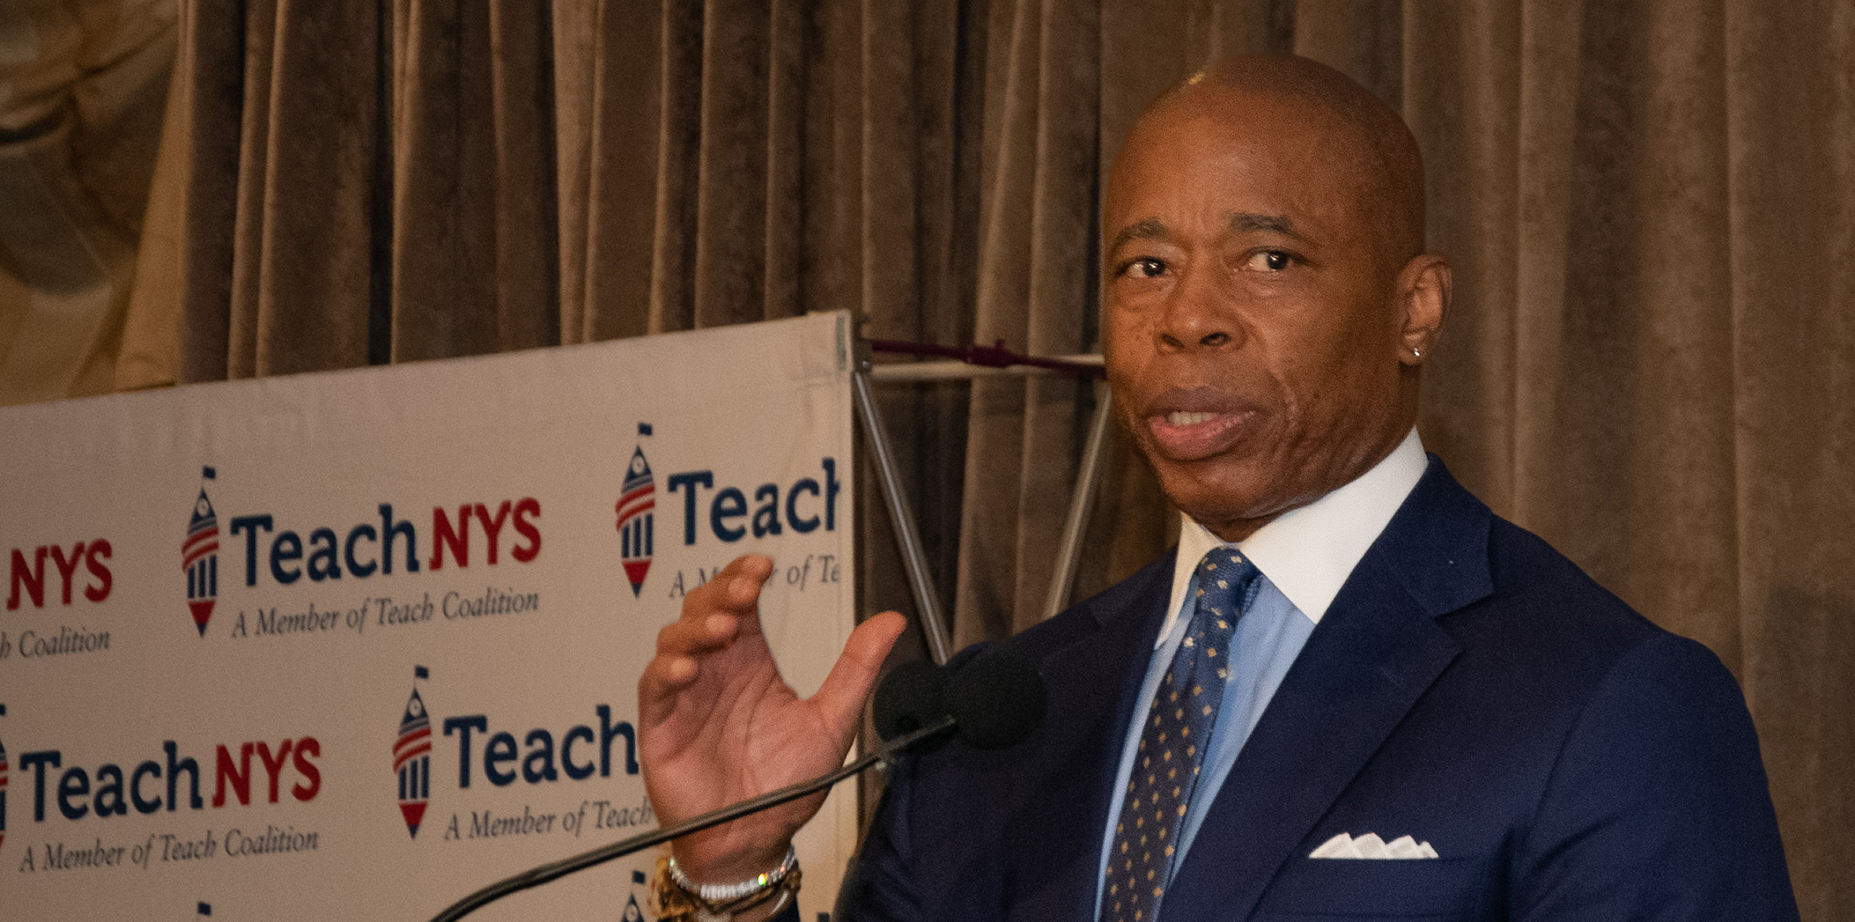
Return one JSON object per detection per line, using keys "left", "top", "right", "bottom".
{"left": 429, "top": 716, "right": 956, "bottom": 922}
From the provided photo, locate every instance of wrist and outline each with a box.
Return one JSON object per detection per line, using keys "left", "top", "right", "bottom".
{"left": 669, "top": 839, "right": 794, "bottom": 886}
{"left": 655, "top": 847, "right": 800, "bottom": 922}
{"left": 670, "top": 845, "right": 797, "bottom": 899}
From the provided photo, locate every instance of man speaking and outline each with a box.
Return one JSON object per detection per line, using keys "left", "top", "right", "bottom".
{"left": 637, "top": 55, "right": 1797, "bottom": 921}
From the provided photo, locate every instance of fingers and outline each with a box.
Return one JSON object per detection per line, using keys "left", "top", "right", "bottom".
{"left": 655, "top": 611, "right": 740, "bottom": 658}
{"left": 654, "top": 555, "right": 773, "bottom": 655}
{"left": 637, "top": 653, "right": 695, "bottom": 728}
{"left": 704, "top": 554, "right": 776, "bottom": 639}
{"left": 640, "top": 555, "right": 774, "bottom": 726}
{"left": 692, "top": 554, "right": 775, "bottom": 617}
{"left": 811, "top": 611, "right": 909, "bottom": 739}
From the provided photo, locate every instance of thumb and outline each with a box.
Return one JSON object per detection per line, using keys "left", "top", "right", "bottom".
{"left": 810, "top": 611, "right": 908, "bottom": 740}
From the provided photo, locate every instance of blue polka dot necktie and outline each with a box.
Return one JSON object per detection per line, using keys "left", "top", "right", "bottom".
{"left": 1099, "top": 548, "right": 1261, "bottom": 922}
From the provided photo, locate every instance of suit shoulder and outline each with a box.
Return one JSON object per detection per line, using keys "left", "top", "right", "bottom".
{"left": 1434, "top": 515, "right": 1756, "bottom": 740}
{"left": 1471, "top": 515, "right": 1662, "bottom": 651}
{"left": 1402, "top": 505, "right": 1755, "bottom": 744}
{"left": 1399, "top": 462, "right": 1715, "bottom": 684}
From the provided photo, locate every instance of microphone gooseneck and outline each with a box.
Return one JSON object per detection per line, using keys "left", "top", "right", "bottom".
{"left": 428, "top": 717, "right": 955, "bottom": 922}
{"left": 429, "top": 648, "right": 1046, "bottom": 922}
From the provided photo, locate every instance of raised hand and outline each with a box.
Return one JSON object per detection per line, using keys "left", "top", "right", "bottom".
{"left": 638, "top": 554, "right": 906, "bottom": 885}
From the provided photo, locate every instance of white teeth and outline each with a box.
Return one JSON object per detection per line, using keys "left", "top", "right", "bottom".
{"left": 1168, "top": 411, "right": 1218, "bottom": 426}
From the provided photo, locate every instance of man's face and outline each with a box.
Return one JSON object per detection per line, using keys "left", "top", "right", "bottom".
{"left": 1103, "top": 92, "right": 1417, "bottom": 539}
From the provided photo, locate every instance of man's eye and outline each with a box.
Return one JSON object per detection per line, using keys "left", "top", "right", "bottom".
{"left": 1243, "top": 250, "right": 1293, "bottom": 272}
{"left": 1123, "top": 258, "right": 1167, "bottom": 279}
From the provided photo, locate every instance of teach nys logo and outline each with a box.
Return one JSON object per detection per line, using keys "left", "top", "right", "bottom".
{"left": 389, "top": 666, "right": 643, "bottom": 842}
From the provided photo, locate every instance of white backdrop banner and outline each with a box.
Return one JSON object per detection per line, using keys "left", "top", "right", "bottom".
{"left": 0, "top": 313, "right": 859, "bottom": 920}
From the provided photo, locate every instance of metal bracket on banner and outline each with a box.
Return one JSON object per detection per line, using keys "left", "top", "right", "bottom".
{"left": 855, "top": 337, "right": 1114, "bottom": 665}
{"left": 852, "top": 348, "right": 955, "bottom": 665}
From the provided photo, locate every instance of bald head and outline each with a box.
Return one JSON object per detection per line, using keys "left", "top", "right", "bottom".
{"left": 1138, "top": 54, "right": 1427, "bottom": 266}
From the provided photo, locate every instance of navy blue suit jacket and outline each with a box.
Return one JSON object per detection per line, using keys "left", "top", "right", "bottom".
{"left": 831, "top": 460, "right": 1797, "bottom": 921}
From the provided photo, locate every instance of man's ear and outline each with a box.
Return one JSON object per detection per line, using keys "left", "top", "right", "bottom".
{"left": 1396, "top": 253, "right": 1450, "bottom": 366}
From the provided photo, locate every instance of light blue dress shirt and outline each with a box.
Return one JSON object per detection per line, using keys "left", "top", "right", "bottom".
{"left": 1093, "top": 571, "right": 1313, "bottom": 912}
{"left": 1094, "top": 430, "right": 1429, "bottom": 916}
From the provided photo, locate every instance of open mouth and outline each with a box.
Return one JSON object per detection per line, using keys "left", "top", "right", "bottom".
{"left": 1145, "top": 408, "right": 1255, "bottom": 461}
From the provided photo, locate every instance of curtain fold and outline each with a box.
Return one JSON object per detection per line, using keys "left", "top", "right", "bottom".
{"left": 1403, "top": 5, "right": 1854, "bottom": 914}
{"left": 952, "top": 0, "right": 1100, "bottom": 646}
{"left": 0, "top": 0, "right": 174, "bottom": 404}
{"left": 1720, "top": 5, "right": 1855, "bottom": 917}
{"left": 49, "top": 1, "right": 1847, "bottom": 915}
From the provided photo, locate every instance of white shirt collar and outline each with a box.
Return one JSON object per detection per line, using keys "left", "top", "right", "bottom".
{"left": 1160, "top": 428, "right": 1429, "bottom": 646}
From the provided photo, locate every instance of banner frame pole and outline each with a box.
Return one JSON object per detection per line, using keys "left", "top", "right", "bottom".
{"left": 856, "top": 343, "right": 1118, "bottom": 655}
{"left": 853, "top": 361, "right": 956, "bottom": 665}
{"left": 1041, "top": 381, "right": 1113, "bottom": 620}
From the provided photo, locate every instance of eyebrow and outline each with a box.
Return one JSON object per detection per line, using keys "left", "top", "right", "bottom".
{"left": 1108, "top": 212, "right": 1306, "bottom": 253}
{"left": 1228, "top": 212, "right": 1301, "bottom": 239}
{"left": 1109, "top": 218, "right": 1167, "bottom": 253}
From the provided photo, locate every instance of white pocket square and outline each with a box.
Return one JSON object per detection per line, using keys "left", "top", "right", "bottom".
{"left": 1310, "top": 832, "right": 1438, "bottom": 859}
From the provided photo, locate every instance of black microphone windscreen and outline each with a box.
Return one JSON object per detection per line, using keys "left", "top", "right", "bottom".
{"left": 873, "top": 659, "right": 948, "bottom": 744}
{"left": 945, "top": 646, "right": 1046, "bottom": 750}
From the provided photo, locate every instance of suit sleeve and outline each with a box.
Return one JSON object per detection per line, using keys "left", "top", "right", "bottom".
{"left": 1511, "top": 632, "right": 1799, "bottom": 920}
{"left": 832, "top": 751, "right": 924, "bottom": 922}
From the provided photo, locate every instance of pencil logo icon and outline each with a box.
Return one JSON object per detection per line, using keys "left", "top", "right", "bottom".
{"left": 183, "top": 467, "right": 220, "bottom": 637}
{"left": 617, "top": 423, "right": 655, "bottom": 597}
{"left": 395, "top": 667, "right": 432, "bottom": 838}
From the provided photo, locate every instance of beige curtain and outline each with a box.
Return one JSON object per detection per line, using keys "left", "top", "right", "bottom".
{"left": 0, "top": 0, "right": 175, "bottom": 404}
{"left": 1402, "top": 5, "right": 1854, "bottom": 914}
{"left": 3, "top": 0, "right": 1847, "bottom": 915}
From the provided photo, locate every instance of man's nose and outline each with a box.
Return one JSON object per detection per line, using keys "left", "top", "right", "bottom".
{"left": 1156, "top": 267, "right": 1239, "bottom": 351}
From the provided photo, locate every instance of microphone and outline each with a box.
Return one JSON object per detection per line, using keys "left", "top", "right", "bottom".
{"left": 941, "top": 645, "right": 1047, "bottom": 750}
{"left": 429, "top": 647, "right": 1045, "bottom": 922}
{"left": 872, "top": 659, "right": 949, "bottom": 745}
{"left": 874, "top": 645, "right": 1046, "bottom": 751}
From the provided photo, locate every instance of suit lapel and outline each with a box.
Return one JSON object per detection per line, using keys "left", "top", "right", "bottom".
{"left": 1160, "top": 461, "right": 1494, "bottom": 922}
{"left": 1001, "top": 555, "right": 1174, "bottom": 922}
